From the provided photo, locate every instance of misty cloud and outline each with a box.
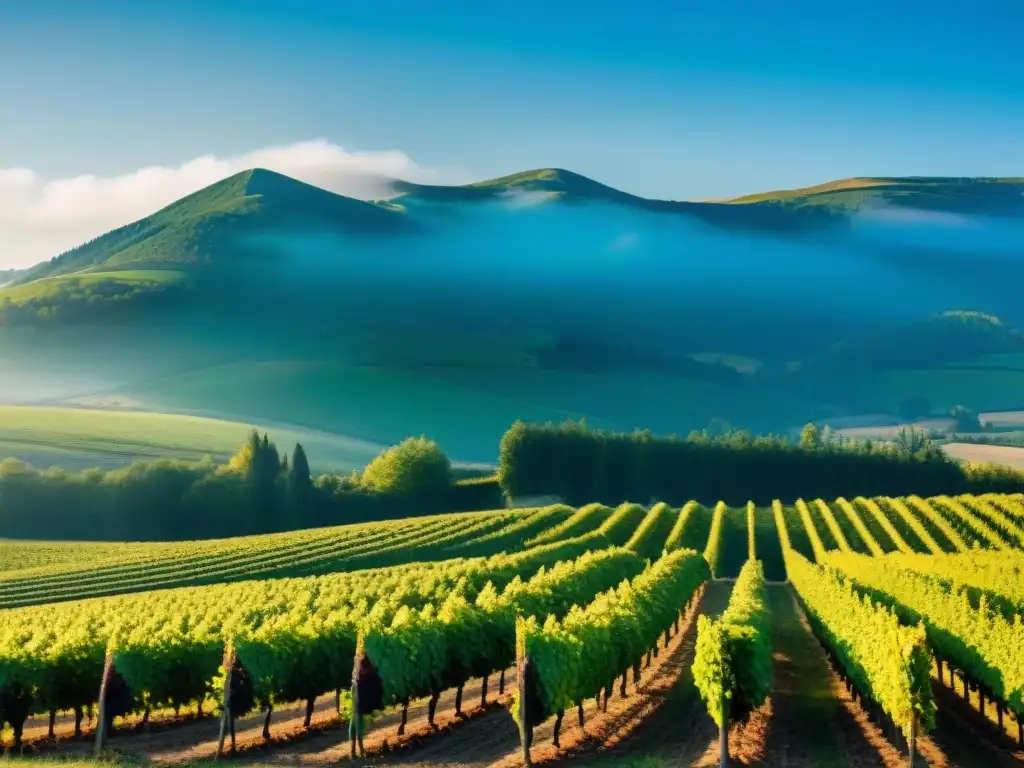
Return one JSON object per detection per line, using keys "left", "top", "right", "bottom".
{"left": 0, "top": 140, "right": 469, "bottom": 268}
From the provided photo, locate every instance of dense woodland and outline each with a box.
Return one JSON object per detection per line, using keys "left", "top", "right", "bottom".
{"left": 497, "top": 420, "right": 1024, "bottom": 506}
{"left": 0, "top": 279, "right": 185, "bottom": 326}
{"left": 0, "top": 433, "right": 499, "bottom": 541}
{"left": 4, "top": 418, "right": 1024, "bottom": 541}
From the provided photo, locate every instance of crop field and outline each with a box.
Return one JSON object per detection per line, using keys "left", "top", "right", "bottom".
{"left": 0, "top": 405, "right": 387, "bottom": 473}
{"left": 1, "top": 493, "right": 1023, "bottom": 767}
{"left": 943, "top": 442, "right": 1024, "bottom": 470}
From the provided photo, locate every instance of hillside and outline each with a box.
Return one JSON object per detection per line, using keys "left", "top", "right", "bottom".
{"left": 15, "top": 170, "right": 1024, "bottom": 290}
{"left": 3, "top": 168, "right": 1024, "bottom": 456}
{"left": 12, "top": 168, "right": 408, "bottom": 286}
{"left": 726, "top": 175, "right": 1024, "bottom": 216}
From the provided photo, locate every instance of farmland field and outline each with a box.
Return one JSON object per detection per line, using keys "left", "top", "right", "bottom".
{"left": 1, "top": 493, "right": 1022, "bottom": 767}
{"left": 943, "top": 441, "right": 1024, "bottom": 470}
{"left": 109, "top": 359, "right": 810, "bottom": 463}
{"left": 0, "top": 405, "right": 387, "bottom": 473}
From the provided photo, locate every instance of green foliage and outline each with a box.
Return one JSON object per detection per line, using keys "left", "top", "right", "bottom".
{"left": 751, "top": 505, "right": 786, "bottom": 581}
{"left": 0, "top": 271, "right": 186, "bottom": 326}
{"left": 0, "top": 429, "right": 474, "bottom": 541}
{"left": 664, "top": 501, "right": 712, "bottom": 553}
{"left": 747, "top": 502, "right": 756, "bottom": 561}
{"left": 527, "top": 503, "right": 614, "bottom": 547}
{"left": 693, "top": 560, "right": 772, "bottom": 725}
{"left": 625, "top": 502, "right": 677, "bottom": 561}
{"left": 288, "top": 443, "right": 312, "bottom": 497}
{"left": 824, "top": 551, "right": 1024, "bottom": 715}
{"left": 496, "top": 420, "right": 1024, "bottom": 507}
{"left": 949, "top": 405, "right": 983, "bottom": 433}
{"left": 598, "top": 503, "right": 650, "bottom": 547}
{"left": 715, "top": 504, "right": 750, "bottom": 579}
{"left": 800, "top": 423, "right": 821, "bottom": 449}
{"left": 359, "top": 547, "right": 646, "bottom": 709}
{"left": 359, "top": 437, "right": 452, "bottom": 497}
{"left": 703, "top": 502, "right": 727, "bottom": 577}
{"left": 867, "top": 545, "right": 1024, "bottom": 619}
{"left": 0, "top": 524, "right": 632, "bottom": 722}
{"left": 785, "top": 550, "right": 935, "bottom": 736}
{"left": 515, "top": 549, "right": 710, "bottom": 720}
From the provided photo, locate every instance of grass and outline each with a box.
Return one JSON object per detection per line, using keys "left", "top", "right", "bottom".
{"left": 726, "top": 177, "right": 896, "bottom": 204}
{"left": 724, "top": 176, "right": 1024, "bottom": 215}
{"left": 0, "top": 405, "right": 386, "bottom": 473}
{"left": 116, "top": 358, "right": 810, "bottom": 464}
{"left": 872, "top": 367, "right": 1024, "bottom": 412}
{"left": 13, "top": 169, "right": 407, "bottom": 285}
{"left": 0, "top": 269, "right": 187, "bottom": 305}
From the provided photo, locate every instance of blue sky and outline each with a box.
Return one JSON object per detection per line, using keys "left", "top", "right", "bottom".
{"left": 1, "top": 0, "right": 1023, "bottom": 202}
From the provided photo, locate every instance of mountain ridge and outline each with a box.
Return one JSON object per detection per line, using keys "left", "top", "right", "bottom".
{"left": 14, "top": 167, "right": 1024, "bottom": 286}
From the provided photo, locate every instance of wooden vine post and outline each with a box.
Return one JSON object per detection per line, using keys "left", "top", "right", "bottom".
{"left": 907, "top": 712, "right": 917, "bottom": 768}
{"left": 216, "top": 642, "right": 235, "bottom": 760}
{"left": 94, "top": 645, "right": 115, "bottom": 757}
{"left": 350, "top": 652, "right": 363, "bottom": 759}
{"left": 718, "top": 694, "right": 729, "bottom": 768}
{"left": 517, "top": 654, "right": 533, "bottom": 767}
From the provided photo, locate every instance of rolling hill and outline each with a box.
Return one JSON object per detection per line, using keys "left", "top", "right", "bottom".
{"left": 725, "top": 175, "right": 1024, "bottom": 217}
{"left": 2, "top": 167, "right": 1024, "bottom": 464}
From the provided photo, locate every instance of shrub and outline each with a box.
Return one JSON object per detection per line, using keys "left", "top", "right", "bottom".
{"left": 359, "top": 437, "right": 453, "bottom": 497}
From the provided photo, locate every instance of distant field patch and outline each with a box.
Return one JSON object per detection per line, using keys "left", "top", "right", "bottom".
{"left": 872, "top": 367, "right": 1024, "bottom": 412}
{"left": 942, "top": 441, "right": 1024, "bottom": 469}
{"left": 0, "top": 269, "right": 186, "bottom": 304}
{"left": 981, "top": 410, "right": 1024, "bottom": 427}
{"left": 832, "top": 419, "right": 956, "bottom": 440}
{"left": 0, "top": 405, "right": 385, "bottom": 473}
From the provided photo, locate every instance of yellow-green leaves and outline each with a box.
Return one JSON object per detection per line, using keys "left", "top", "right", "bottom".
{"left": 694, "top": 560, "right": 771, "bottom": 726}
{"left": 787, "top": 551, "right": 935, "bottom": 736}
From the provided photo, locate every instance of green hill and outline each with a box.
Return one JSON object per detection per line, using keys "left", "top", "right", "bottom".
{"left": 14, "top": 169, "right": 409, "bottom": 286}
{"left": 393, "top": 167, "right": 646, "bottom": 205}
{"left": 817, "top": 311, "right": 1024, "bottom": 372}
{"left": 726, "top": 176, "right": 1024, "bottom": 217}
{"left": 11, "top": 169, "right": 1024, "bottom": 295}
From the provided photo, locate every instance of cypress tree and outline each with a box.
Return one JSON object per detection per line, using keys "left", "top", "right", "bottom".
{"left": 289, "top": 444, "right": 312, "bottom": 496}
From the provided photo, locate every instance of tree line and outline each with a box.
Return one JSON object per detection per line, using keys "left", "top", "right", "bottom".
{"left": 496, "top": 420, "right": 1024, "bottom": 507}
{"left": 0, "top": 432, "right": 500, "bottom": 541}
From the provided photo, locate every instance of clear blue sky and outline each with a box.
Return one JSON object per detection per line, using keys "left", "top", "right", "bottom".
{"left": 2, "top": 0, "right": 1023, "bottom": 200}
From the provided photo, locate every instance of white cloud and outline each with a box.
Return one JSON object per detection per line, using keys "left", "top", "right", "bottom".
{"left": 0, "top": 139, "right": 469, "bottom": 269}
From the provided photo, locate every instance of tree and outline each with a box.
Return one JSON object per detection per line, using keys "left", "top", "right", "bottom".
{"left": 229, "top": 430, "right": 282, "bottom": 530}
{"left": 800, "top": 423, "right": 821, "bottom": 449}
{"left": 949, "top": 405, "right": 982, "bottom": 433}
{"left": 287, "top": 443, "right": 314, "bottom": 516}
{"left": 360, "top": 437, "right": 452, "bottom": 497}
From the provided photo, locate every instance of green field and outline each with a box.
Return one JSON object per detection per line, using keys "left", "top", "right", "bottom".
{"left": 0, "top": 269, "right": 187, "bottom": 305}
{"left": 113, "top": 359, "right": 808, "bottom": 462}
{"left": 0, "top": 404, "right": 387, "bottom": 472}
{"left": 872, "top": 367, "right": 1024, "bottom": 412}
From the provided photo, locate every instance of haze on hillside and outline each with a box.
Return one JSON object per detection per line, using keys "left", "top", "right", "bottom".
{"left": 1, "top": 168, "right": 1023, "bottom": 461}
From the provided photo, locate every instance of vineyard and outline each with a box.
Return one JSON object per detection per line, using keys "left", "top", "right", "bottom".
{"left": 1, "top": 492, "right": 1024, "bottom": 767}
